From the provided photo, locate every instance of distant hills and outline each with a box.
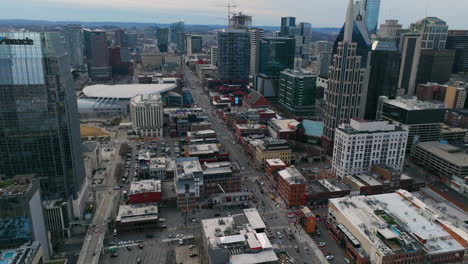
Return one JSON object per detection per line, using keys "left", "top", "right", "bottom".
{"left": 0, "top": 19, "right": 340, "bottom": 34}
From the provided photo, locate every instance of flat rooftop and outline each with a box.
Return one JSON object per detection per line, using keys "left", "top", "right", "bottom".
{"left": 385, "top": 96, "right": 447, "bottom": 111}
{"left": 413, "top": 141, "right": 468, "bottom": 167}
{"left": 203, "top": 166, "right": 232, "bottom": 175}
{"left": 243, "top": 208, "right": 266, "bottom": 231}
{"left": 330, "top": 190, "right": 466, "bottom": 256}
{"left": 265, "top": 159, "right": 286, "bottom": 166}
{"left": 187, "top": 144, "right": 219, "bottom": 155}
{"left": 269, "top": 119, "right": 299, "bottom": 132}
{"left": 83, "top": 83, "right": 177, "bottom": 99}
{"left": 129, "top": 180, "right": 161, "bottom": 194}
{"left": 116, "top": 204, "right": 158, "bottom": 224}
{"left": 278, "top": 167, "right": 306, "bottom": 184}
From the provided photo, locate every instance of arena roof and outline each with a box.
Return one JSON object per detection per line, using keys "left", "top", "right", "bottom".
{"left": 82, "top": 83, "right": 177, "bottom": 99}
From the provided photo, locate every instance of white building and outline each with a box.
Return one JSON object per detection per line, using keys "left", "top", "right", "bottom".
{"left": 332, "top": 119, "right": 408, "bottom": 179}
{"left": 379, "top": 20, "right": 402, "bottom": 40}
{"left": 130, "top": 94, "right": 164, "bottom": 137}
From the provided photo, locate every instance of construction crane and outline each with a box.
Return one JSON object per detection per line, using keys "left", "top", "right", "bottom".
{"left": 209, "top": 1, "right": 237, "bottom": 27}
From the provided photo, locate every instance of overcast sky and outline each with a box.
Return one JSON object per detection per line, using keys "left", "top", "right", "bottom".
{"left": 2, "top": 0, "right": 467, "bottom": 28}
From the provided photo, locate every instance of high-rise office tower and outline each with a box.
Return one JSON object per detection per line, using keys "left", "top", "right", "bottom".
{"left": 280, "top": 17, "right": 296, "bottom": 38}
{"left": 249, "top": 28, "right": 264, "bottom": 76}
{"left": 295, "top": 22, "right": 312, "bottom": 58}
{"left": 410, "top": 17, "right": 449, "bottom": 50}
{"left": 315, "top": 41, "right": 330, "bottom": 56}
{"left": 156, "top": 28, "right": 169, "bottom": 52}
{"left": 83, "top": 29, "right": 111, "bottom": 80}
{"left": 186, "top": 34, "right": 202, "bottom": 55}
{"left": 364, "top": 41, "right": 400, "bottom": 119}
{"left": 255, "top": 37, "right": 295, "bottom": 101}
{"left": 62, "top": 24, "right": 85, "bottom": 69}
{"left": 217, "top": 29, "right": 250, "bottom": 80}
{"left": 323, "top": 0, "right": 371, "bottom": 153}
{"left": 447, "top": 30, "right": 468, "bottom": 73}
{"left": 318, "top": 52, "right": 332, "bottom": 78}
{"left": 170, "top": 21, "right": 185, "bottom": 44}
{"left": 398, "top": 33, "right": 422, "bottom": 96}
{"left": 417, "top": 49, "right": 456, "bottom": 84}
{"left": 114, "top": 28, "right": 124, "bottom": 46}
{"left": 360, "top": 0, "right": 381, "bottom": 36}
{"left": 210, "top": 46, "right": 218, "bottom": 66}
{"left": 278, "top": 69, "right": 317, "bottom": 117}
{"left": 379, "top": 20, "right": 403, "bottom": 40}
{"left": 0, "top": 32, "right": 86, "bottom": 204}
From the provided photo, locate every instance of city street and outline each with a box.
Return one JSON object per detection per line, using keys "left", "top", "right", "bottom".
{"left": 185, "top": 67, "right": 331, "bottom": 264}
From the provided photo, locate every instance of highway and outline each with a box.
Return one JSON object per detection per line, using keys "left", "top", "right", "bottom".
{"left": 184, "top": 67, "right": 329, "bottom": 264}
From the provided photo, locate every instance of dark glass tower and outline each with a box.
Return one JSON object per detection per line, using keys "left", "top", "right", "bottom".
{"left": 447, "top": 30, "right": 468, "bottom": 73}
{"left": 364, "top": 41, "right": 400, "bottom": 119}
{"left": 280, "top": 17, "right": 296, "bottom": 38}
{"left": 156, "top": 28, "right": 169, "bottom": 52}
{"left": 0, "top": 32, "right": 85, "bottom": 201}
{"left": 217, "top": 29, "right": 250, "bottom": 80}
{"left": 258, "top": 37, "right": 296, "bottom": 77}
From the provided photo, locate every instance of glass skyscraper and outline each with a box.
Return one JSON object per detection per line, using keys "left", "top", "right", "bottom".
{"left": 0, "top": 32, "right": 85, "bottom": 201}
{"left": 362, "top": 0, "right": 381, "bottom": 35}
{"left": 217, "top": 29, "right": 251, "bottom": 80}
{"left": 258, "top": 37, "right": 296, "bottom": 77}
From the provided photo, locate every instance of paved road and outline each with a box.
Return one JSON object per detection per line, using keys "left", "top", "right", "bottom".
{"left": 185, "top": 67, "right": 329, "bottom": 264}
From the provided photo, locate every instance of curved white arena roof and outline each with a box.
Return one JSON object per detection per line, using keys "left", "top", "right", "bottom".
{"left": 83, "top": 83, "right": 177, "bottom": 99}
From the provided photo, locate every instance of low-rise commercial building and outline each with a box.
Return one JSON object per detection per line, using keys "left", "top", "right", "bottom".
{"left": 234, "top": 124, "right": 267, "bottom": 140}
{"left": 332, "top": 119, "right": 408, "bottom": 179}
{"left": 186, "top": 130, "right": 217, "bottom": 144}
{"left": 299, "top": 207, "right": 316, "bottom": 234}
{"left": 304, "top": 179, "right": 351, "bottom": 204}
{"left": 264, "top": 159, "right": 286, "bottom": 185}
{"left": 174, "top": 158, "right": 203, "bottom": 212}
{"left": 328, "top": 190, "right": 467, "bottom": 264}
{"left": 116, "top": 204, "right": 159, "bottom": 232}
{"left": 267, "top": 119, "right": 300, "bottom": 140}
{"left": 248, "top": 138, "right": 292, "bottom": 169}
{"left": 202, "top": 164, "right": 241, "bottom": 199}
{"left": 149, "top": 157, "right": 166, "bottom": 179}
{"left": 128, "top": 180, "right": 162, "bottom": 204}
{"left": 185, "top": 144, "right": 229, "bottom": 163}
{"left": 201, "top": 208, "right": 277, "bottom": 264}
{"left": 277, "top": 167, "right": 306, "bottom": 208}
{"left": 130, "top": 94, "right": 164, "bottom": 137}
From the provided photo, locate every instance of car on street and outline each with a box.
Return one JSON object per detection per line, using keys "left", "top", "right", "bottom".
{"left": 145, "top": 233, "right": 154, "bottom": 238}
{"left": 344, "top": 257, "right": 351, "bottom": 263}
{"left": 294, "top": 246, "right": 299, "bottom": 253}
{"left": 325, "top": 254, "right": 334, "bottom": 260}
{"left": 126, "top": 246, "right": 132, "bottom": 251}
{"left": 179, "top": 239, "right": 184, "bottom": 245}
{"left": 190, "top": 253, "right": 198, "bottom": 257}
{"left": 111, "top": 253, "right": 119, "bottom": 258}
{"left": 138, "top": 243, "right": 144, "bottom": 249}
{"left": 304, "top": 247, "right": 310, "bottom": 254}
{"left": 159, "top": 218, "right": 166, "bottom": 222}
{"left": 318, "top": 242, "right": 326, "bottom": 247}
{"left": 137, "top": 257, "right": 142, "bottom": 264}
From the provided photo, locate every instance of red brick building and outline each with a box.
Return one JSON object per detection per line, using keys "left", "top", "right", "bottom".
{"left": 416, "top": 83, "right": 447, "bottom": 101}
{"left": 243, "top": 90, "right": 271, "bottom": 108}
{"left": 277, "top": 167, "right": 306, "bottom": 208}
{"left": 299, "top": 207, "right": 316, "bottom": 234}
{"left": 234, "top": 124, "right": 266, "bottom": 140}
{"left": 128, "top": 179, "right": 162, "bottom": 204}
{"left": 264, "top": 159, "right": 286, "bottom": 186}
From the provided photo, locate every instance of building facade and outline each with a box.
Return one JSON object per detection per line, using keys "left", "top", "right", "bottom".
{"left": 0, "top": 32, "right": 86, "bottom": 204}
{"left": 365, "top": 41, "right": 400, "bottom": 119}
{"left": 379, "top": 20, "right": 402, "bottom": 40}
{"left": 277, "top": 167, "right": 306, "bottom": 208}
{"left": 332, "top": 119, "right": 408, "bottom": 179}
{"left": 398, "top": 33, "right": 422, "bottom": 96}
{"left": 295, "top": 22, "right": 312, "bottom": 58}
{"left": 416, "top": 49, "right": 456, "bottom": 85}
{"left": 186, "top": 34, "right": 202, "bottom": 55}
{"left": 377, "top": 96, "right": 447, "bottom": 151}
{"left": 130, "top": 94, "right": 164, "bottom": 137}
{"left": 249, "top": 28, "right": 264, "bottom": 77}
{"left": 323, "top": 0, "right": 371, "bottom": 153}
{"left": 217, "top": 29, "right": 250, "bottom": 80}
{"left": 410, "top": 17, "right": 449, "bottom": 50}
{"left": 156, "top": 27, "right": 169, "bottom": 52}
{"left": 278, "top": 69, "right": 316, "bottom": 117}
{"left": 62, "top": 24, "right": 85, "bottom": 69}
{"left": 280, "top": 17, "right": 296, "bottom": 38}
{"left": 447, "top": 30, "right": 468, "bottom": 73}
{"left": 361, "top": 0, "right": 381, "bottom": 35}
{"left": 83, "top": 29, "right": 111, "bottom": 80}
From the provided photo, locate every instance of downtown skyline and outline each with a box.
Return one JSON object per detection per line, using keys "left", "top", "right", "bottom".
{"left": 2, "top": 0, "right": 468, "bottom": 28}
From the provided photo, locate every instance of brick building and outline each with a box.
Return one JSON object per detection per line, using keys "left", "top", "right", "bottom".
{"left": 128, "top": 179, "right": 162, "bottom": 204}
{"left": 277, "top": 167, "right": 306, "bottom": 208}
{"left": 264, "top": 159, "right": 286, "bottom": 186}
